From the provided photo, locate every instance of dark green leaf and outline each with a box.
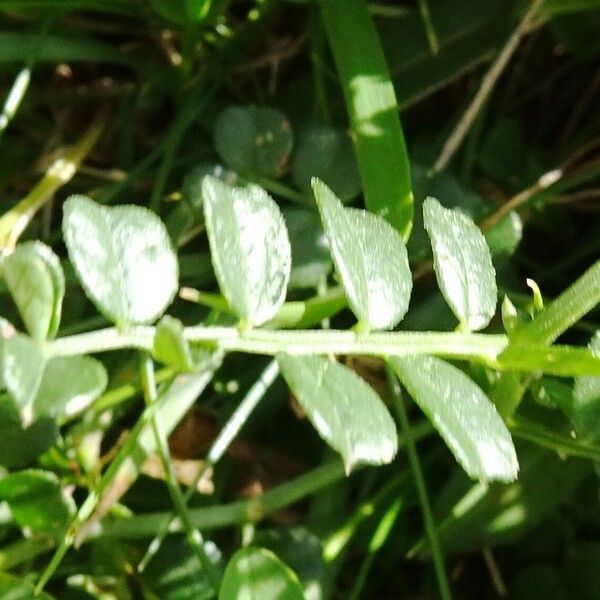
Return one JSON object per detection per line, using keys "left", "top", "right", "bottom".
{"left": 313, "top": 179, "right": 411, "bottom": 330}
{"left": 423, "top": 197, "right": 497, "bottom": 331}
{"left": 214, "top": 105, "right": 293, "bottom": 178}
{"left": 62, "top": 195, "right": 178, "bottom": 325}
{"left": 153, "top": 315, "right": 194, "bottom": 371}
{"left": 202, "top": 176, "right": 291, "bottom": 326}
{"left": 32, "top": 355, "right": 107, "bottom": 420}
{"left": 390, "top": 355, "right": 518, "bottom": 482}
{"left": 0, "top": 469, "right": 76, "bottom": 540}
{"left": 1, "top": 241, "right": 64, "bottom": 340}
{"left": 0, "top": 572, "right": 55, "bottom": 600}
{"left": 278, "top": 353, "right": 397, "bottom": 472}
{"left": 283, "top": 207, "right": 332, "bottom": 290}
{"left": 572, "top": 331, "right": 600, "bottom": 441}
{"left": 219, "top": 547, "right": 304, "bottom": 600}
{"left": 291, "top": 125, "right": 361, "bottom": 203}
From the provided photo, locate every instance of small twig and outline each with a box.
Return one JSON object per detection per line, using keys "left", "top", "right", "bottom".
{"left": 433, "top": 0, "right": 545, "bottom": 173}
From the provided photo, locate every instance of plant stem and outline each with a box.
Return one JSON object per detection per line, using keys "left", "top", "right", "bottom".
{"left": 138, "top": 359, "right": 280, "bottom": 571}
{"left": 433, "top": 0, "right": 544, "bottom": 173}
{"left": 96, "top": 459, "right": 347, "bottom": 539}
{"left": 387, "top": 366, "right": 452, "bottom": 600}
{"left": 139, "top": 353, "right": 220, "bottom": 590}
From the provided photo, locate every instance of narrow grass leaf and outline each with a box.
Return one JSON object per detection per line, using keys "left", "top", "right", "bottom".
{"left": 317, "top": 0, "right": 413, "bottom": 238}
{"left": 32, "top": 356, "right": 107, "bottom": 420}
{"left": 62, "top": 195, "right": 178, "bottom": 325}
{"left": 313, "top": 178, "right": 411, "bottom": 330}
{"left": 1, "top": 241, "right": 64, "bottom": 340}
{"left": 214, "top": 105, "right": 293, "bottom": 178}
{"left": 424, "top": 197, "right": 497, "bottom": 331}
{"left": 390, "top": 355, "right": 518, "bottom": 482}
{"left": 202, "top": 176, "right": 291, "bottom": 326}
{"left": 277, "top": 353, "right": 398, "bottom": 473}
{"left": 219, "top": 547, "right": 304, "bottom": 600}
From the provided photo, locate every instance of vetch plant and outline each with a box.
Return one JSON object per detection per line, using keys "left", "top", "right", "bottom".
{"left": 1, "top": 172, "right": 599, "bottom": 596}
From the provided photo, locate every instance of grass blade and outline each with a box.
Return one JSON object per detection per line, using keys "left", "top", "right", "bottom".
{"left": 317, "top": 0, "right": 413, "bottom": 239}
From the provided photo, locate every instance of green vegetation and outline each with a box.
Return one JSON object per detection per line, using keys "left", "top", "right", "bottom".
{"left": 0, "top": 1, "right": 599, "bottom": 598}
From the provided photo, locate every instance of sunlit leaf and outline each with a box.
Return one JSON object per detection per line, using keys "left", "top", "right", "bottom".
{"left": 390, "top": 354, "right": 518, "bottom": 482}
{"left": 219, "top": 547, "right": 304, "bottom": 600}
{"left": 214, "top": 105, "right": 293, "bottom": 177}
{"left": 32, "top": 355, "right": 107, "bottom": 420}
{"left": 62, "top": 195, "right": 178, "bottom": 325}
{"left": 1, "top": 241, "right": 64, "bottom": 340}
{"left": 0, "top": 322, "right": 45, "bottom": 426}
{"left": 202, "top": 176, "right": 291, "bottom": 326}
{"left": 313, "top": 178, "right": 411, "bottom": 330}
{"left": 0, "top": 469, "right": 76, "bottom": 540}
{"left": 278, "top": 353, "right": 397, "bottom": 472}
{"left": 423, "top": 197, "right": 497, "bottom": 331}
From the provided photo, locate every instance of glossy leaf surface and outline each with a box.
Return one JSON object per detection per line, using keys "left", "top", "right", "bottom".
{"left": 390, "top": 355, "right": 518, "bottom": 482}
{"left": 313, "top": 178, "right": 411, "bottom": 330}
{"left": 423, "top": 197, "right": 497, "bottom": 331}
{"left": 203, "top": 176, "right": 291, "bottom": 326}
{"left": 62, "top": 195, "right": 178, "bottom": 324}
{"left": 278, "top": 353, "right": 397, "bottom": 472}
{"left": 219, "top": 547, "right": 304, "bottom": 600}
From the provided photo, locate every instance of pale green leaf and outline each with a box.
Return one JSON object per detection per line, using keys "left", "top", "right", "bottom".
{"left": 0, "top": 469, "right": 76, "bottom": 540}
{"left": 277, "top": 353, "right": 397, "bottom": 472}
{"left": 202, "top": 176, "right": 291, "bottom": 326}
{"left": 312, "top": 178, "right": 411, "bottom": 330}
{"left": 153, "top": 315, "right": 194, "bottom": 371}
{"left": 214, "top": 105, "right": 293, "bottom": 178}
{"left": 62, "top": 195, "right": 178, "bottom": 325}
{"left": 423, "top": 197, "right": 497, "bottom": 331}
{"left": 219, "top": 547, "right": 304, "bottom": 600}
{"left": 32, "top": 355, "right": 107, "bottom": 420}
{"left": 0, "top": 322, "right": 45, "bottom": 426}
{"left": 390, "top": 355, "right": 518, "bottom": 482}
{"left": 1, "top": 241, "right": 64, "bottom": 340}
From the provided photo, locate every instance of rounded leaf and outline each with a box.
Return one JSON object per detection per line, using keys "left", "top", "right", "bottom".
{"left": 423, "top": 197, "right": 497, "bottom": 331}
{"left": 313, "top": 178, "right": 412, "bottom": 330}
{"left": 219, "top": 547, "right": 304, "bottom": 600}
{"left": 202, "top": 176, "right": 291, "bottom": 326}
{"left": 291, "top": 125, "right": 361, "bottom": 202}
{"left": 278, "top": 353, "right": 398, "bottom": 472}
{"left": 62, "top": 195, "right": 178, "bottom": 324}
{"left": 390, "top": 355, "right": 519, "bottom": 482}
{"left": 214, "top": 105, "right": 293, "bottom": 177}
{"left": 1, "top": 241, "right": 65, "bottom": 340}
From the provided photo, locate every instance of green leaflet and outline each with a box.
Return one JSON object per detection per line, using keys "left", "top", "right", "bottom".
{"left": 32, "top": 355, "right": 107, "bottom": 420}
{"left": 572, "top": 331, "right": 600, "bottom": 441}
{"left": 214, "top": 105, "right": 293, "bottom": 178}
{"left": 202, "top": 176, "right": 291, "bottom": 327}
{"left": 1, "top": 241, "right": 64, "bottom": 340}
{"left": 390, "top": 355, "right": 518, "bottom": 482}
{"left": 291, "top": 124, "right": 361, "bottom": 203}
{"left": 313, "top": 178, "right": 411, "bottom": 330}
{"left": 219, "top": 547, "right": 304, "bottom": 600}
{"left": 423, "top": 197, "right": 497, "bottom": 331}
{"left": 153, "top": 315, "right": 195, "bottom": 371}
{"left": 62, "top": 195, "right": 178, "bottom": 325}
{"left": 0, "top": 469, "right": 76, "bottom": 540}
{"left": 277, "top": 353, "right": 397, "bottom": 473}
